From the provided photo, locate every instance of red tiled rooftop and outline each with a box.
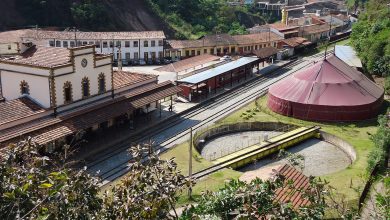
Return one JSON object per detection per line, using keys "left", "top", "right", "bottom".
{"left": 23, "top": 30, "right": 166, "bottom": 40}
{"left": 0, "top": 46, "right": 71, "bottom": 68}
{"left": 0, "top": 81, "right": 181, "bottom": 146}
{"left": 281, "top": 37, "right": 312, "bottom": 47}
{"left": 274, "top": 164, "right": 311, "bottom": 209}
{"left": 232, "top": 32, "right": 283, "bottom": 45}
{"left": 0, "top": 97, "right": 47, "bottom": 126}
{"left": 113, "top": 71, "right": 157, "bottom": 89}
{"left": 155, "top": 54, "right": 220, "bottom": 73}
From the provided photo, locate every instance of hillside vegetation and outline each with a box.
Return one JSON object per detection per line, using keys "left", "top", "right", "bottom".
{"left": 350, "top": 0, "right": 390, "bottom": 76}
{"left": 0, "top": 0, "right": 174, "bottom": 36}
{"left": 146, "top": 0, "right": 276, "bottom": 39}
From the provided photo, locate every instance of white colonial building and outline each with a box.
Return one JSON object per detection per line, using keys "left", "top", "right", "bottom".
{"left": 0, "top": 45, "right": 181, "bottom": 149}
{"left": 0, "top": 45, "right": 112, "bottom": 110}
{"left": 21, "top": 30, "right": 166, "bottom": 64}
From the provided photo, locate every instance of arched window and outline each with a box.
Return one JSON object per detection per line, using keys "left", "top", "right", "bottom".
{"left": 81, "top": 77, "right": 90, "bottom": 98}
{"left": 20, "top": 80, "right": 29, "bottom": 95}
{"left": 63, "top": 81, "right": 73, "bottom": 103}
{"left": 98, "top": 73, "right": 106, "bottom": 94}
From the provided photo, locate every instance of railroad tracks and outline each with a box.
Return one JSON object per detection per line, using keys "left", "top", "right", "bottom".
{"left": 83, "top": 51, "right": 331, "bottom": 186}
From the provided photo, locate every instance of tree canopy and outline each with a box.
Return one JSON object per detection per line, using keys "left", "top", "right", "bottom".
{"left": 350, "top": 0, "right": 390, "bottom": 76}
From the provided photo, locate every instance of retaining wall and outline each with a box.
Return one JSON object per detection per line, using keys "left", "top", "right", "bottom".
{"left": 320, "top": 130, "right": 357, "bottom": 162}
{"left": 194, "top": 122, "right": 298, "bottom": 152}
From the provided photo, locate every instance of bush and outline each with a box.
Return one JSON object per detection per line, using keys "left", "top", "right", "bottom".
{"left": 385, "top": 76, "right": 390, "bottom": 95}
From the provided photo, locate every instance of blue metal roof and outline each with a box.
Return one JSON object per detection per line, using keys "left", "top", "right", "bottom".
{"left": 176, "top": 57, "right": 259, "bottom": 84}
{"left": 335, "top": 45, "right": 363, "bottom": 68}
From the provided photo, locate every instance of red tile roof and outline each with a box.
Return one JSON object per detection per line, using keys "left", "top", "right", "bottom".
{"left": 303, "top": 24, "right": 333, "bottom": 34}
{"left": 281, "top": 37, "right": 312, "bottom": 47}
{"left": 274, "top": 164, "right": 311, "bottom": 209}
{"left": 0, "top": 81, "right": 181, "bottom": 146}
{"left": 0, "top": 29, "right": 29, "bottom": 43}
{"left": 233, "top": 32, "right": 283, "bottom": 45}
{"left": 0, "top": 97, "right": 46, "bottom": 126}
{"left": 0, "top": 46, "right": 71, "bottom": 68}
{"left": 155, "top": 54, "right": 220, "bottom": 73}
{"left": 23, "top": 30, "right": 166, "bottom": 40}
{"left": 113, "top": 71, "right": 157, "bottom": 89}
{"left": 248, "top": 47, "right": 279, "bottom": 59}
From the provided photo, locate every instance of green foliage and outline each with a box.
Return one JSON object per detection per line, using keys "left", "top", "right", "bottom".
{"left": 385, "top": 76, "right": 390, "bottom": 95}
{"left": 367, "top": 113, "right": 390, "bottom": 172}
{"left": 180, "top": 177, "right": 328, "bottom": 219}
{"left": 350, "top": 0, "right": 390, "bottom": 76}
{"left": 0, "top": 140, "right": 187, "bottom": 219}
{"left": 0, "top": 139, "right": 102, "bottom": 219}
{"left": 374, "top": 175, "right": 390, "bottom": 219}
{"left": 70, "top": 0, "right": 108, "bottom": 29}
{"left": 147, "top": 0, "right": 262, "bottom": 39}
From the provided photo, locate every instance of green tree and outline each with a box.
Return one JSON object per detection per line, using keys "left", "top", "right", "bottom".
{"left": 181, "top": 176, "right": 328, "bottom": 219}
{"left": 350, "top": 0, "right": 390, "bottom": 76}
{"left": 0, "top": 140, "right": 188, "bottom": 219}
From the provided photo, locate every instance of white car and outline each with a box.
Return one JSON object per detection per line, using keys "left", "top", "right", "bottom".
{"left": 220, "top": 55, "right": 232, "bottom": 61}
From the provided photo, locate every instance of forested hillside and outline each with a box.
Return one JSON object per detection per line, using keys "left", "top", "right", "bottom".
{"left": 147, "top": 0, "right": 276, "bottom": 39}
{"left": 0, "top": 0, "right": 174, "bottom": 36}
{"left": 350, "top": 0, "right": 390, "bottom": 76}
{"left": 0, "top": 0, "right": 275, "bottom": 40}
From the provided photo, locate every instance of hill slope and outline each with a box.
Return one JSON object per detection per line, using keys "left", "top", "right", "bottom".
{"left": 0, "top": 0, "right": 175, "bottom": 37}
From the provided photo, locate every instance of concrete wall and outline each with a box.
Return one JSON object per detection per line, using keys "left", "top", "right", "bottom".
{"left": 320, "top": 130, "right": 356, "bottom": 162}
{"left": 194, "top": 122, "right": 298, "bottom": 152}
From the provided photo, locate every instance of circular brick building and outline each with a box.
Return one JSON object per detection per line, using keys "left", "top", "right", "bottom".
{"left": 267, "top": 55, "right": 384, "bottom": 121}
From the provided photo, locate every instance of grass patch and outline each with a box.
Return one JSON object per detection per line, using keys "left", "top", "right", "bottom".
{"left": 219, "top": 95, "right": 385, "bottom": 209}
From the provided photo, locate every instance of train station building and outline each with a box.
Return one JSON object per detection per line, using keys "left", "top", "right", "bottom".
{"left": 0, "top": 45, "right": 181, "bottom": 149}
{"left": 176, "top": 57, "right": 260, "bottom": 101}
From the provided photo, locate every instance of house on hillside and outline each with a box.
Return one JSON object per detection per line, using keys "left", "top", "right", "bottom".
{"left": 0, "top": 30, "right": 34, "bottom": 57}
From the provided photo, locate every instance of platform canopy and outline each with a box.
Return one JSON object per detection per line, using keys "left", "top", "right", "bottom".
{"left": 267, "top": 55, "right": 384, "bottom": 121}
{"left": 335, "top": 45, "right": 363, "bottom": 68}
{"left": 176, "top": 57, "right": 259, "bottom": 84}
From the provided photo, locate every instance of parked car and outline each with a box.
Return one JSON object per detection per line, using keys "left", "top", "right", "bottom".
{"left": 139, "top": 59, "right": 146, "bottom": 65}
{"left": 154, "top": 59, "right": 162, "bottom": 65}
{"left": 147, "top": 59, "right": 154, "bottom": 65}
{"left": 220, "top": 55, "right": 232, "bottom": 61}
{"left": 131, "top": 59, "right": 139, "bottom": 66}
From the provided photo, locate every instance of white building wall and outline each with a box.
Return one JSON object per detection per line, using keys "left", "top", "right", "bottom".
{"left": 0, "top": 70, "right": 51, "bottom": 107}
{"left": 54, "top": 49, "right": 112, "bottom": 107}
{"left": 0, "top": 42, "right": 19, "bottom": 55}
{"left": 35, "top": 38, "right": 165, "bottom": 61}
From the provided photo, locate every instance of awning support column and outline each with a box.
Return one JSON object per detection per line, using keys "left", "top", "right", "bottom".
{"left": 230, "top": 71, "right": 233, "bottom": 87}
{"left": 214, "top": 76, "right": 217, "bottom": 94}
{"left": 159, "top": 99, "right": 162, "bottom": 118}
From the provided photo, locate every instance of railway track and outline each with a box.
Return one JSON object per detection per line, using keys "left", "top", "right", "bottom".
{"left": 85, "top": 59, "right": 305, "bottom": 168}
{"left": 84, "top": 51, "right": 332, "bottom": 185}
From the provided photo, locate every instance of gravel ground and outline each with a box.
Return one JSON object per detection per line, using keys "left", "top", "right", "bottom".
{"left": 239, "top": 138, "right": 351, "bottom": 181}
{"left": 201, "top": 131, "right": 282, "bottom": 161}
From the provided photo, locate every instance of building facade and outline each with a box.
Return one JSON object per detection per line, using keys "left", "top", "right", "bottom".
{"left": 166, "top": 32, "right": 283, "bottom": 59}
{"left": 0, "top": 45, "right": 181, "bottom": 149}
{"left": 21, "top": 30, "right": 166, "bottom": 64}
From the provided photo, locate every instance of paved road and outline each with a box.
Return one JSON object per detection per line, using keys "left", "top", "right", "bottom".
{"left": 88, "top": 55, "right": 325, "bottom": 184}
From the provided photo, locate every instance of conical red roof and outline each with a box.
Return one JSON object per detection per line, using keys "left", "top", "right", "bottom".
{"left": 267, "top": 55, "right": 384, "bottom": 121}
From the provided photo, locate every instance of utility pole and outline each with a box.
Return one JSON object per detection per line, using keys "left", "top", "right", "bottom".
{"left": 324, "top": 15, "right": 333, "bottom": 60}
{"left": 73, "top": 27, "right": 77, "bottom": 47}
{"left": 117, "top": 45, "right": 122, "bottom": 71}
{"left": 188, "top": 127, "right": 193, "bottom": 199}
